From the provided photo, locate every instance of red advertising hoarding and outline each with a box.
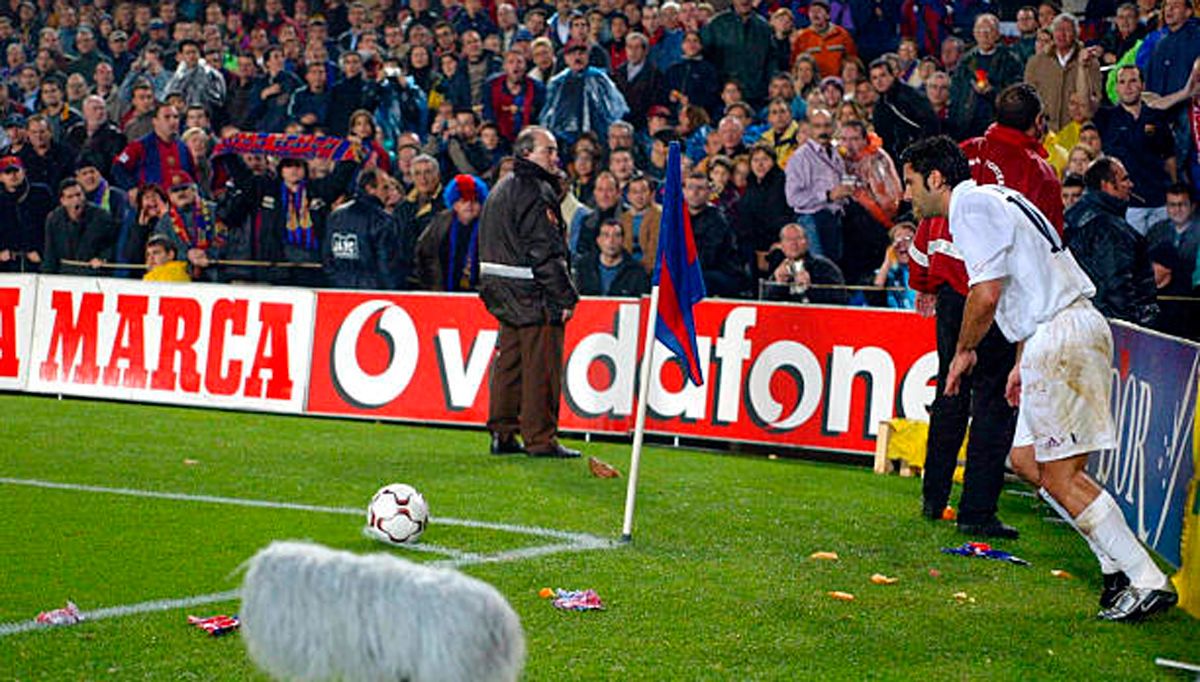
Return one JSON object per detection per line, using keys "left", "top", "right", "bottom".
{"left": 307, "top": 292, "right": 937, "bottom": 454}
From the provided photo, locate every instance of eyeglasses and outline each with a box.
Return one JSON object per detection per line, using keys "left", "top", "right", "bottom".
{"left": 169, "top": 184, "right": 194, "bottom": 193}
{"left": 1, "top": 167, "right": 21, "bottom": 174}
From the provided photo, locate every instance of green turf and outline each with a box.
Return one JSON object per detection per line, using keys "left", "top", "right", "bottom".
{"left": 1, "top": 393, "right": 1196, "bottom": 680}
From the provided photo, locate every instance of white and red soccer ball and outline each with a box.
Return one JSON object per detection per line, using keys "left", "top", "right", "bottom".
{"left": 365, "top": 483, "right": 429, "bottom": 545}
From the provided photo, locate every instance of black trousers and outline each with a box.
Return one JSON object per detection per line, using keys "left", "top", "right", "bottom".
{"left": 921, "top": 286, "right": 1018, "bottom": 525}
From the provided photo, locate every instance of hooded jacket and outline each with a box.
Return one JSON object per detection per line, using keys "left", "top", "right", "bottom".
{"left": 1064, "top": 189, "right": 1158, "bottom": 326}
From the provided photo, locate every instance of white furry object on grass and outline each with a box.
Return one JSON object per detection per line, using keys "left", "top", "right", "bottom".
{"left": 240, "top": 541, "right": 525, "bottom": 682}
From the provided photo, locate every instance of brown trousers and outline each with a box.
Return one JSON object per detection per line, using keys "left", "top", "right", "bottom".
{"left": 487, "top": 322, "right": 564, "bottom": 452}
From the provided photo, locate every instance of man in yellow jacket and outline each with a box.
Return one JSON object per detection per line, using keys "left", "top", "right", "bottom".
{"left": 142, "top": 234, "right": 191, "bottom": 282}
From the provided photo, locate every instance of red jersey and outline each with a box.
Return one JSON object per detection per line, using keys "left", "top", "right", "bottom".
{"left": 911, "top": 125, "right": 1063, "bottom": 296}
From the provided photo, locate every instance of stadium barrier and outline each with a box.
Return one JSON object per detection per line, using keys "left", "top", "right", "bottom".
{"left": 1, "top": 275, "right": 1196, "bottom": 573}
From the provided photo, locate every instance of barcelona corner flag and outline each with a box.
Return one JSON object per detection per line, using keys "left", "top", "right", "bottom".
{"left": 652, "top": 142, "right": 706, "bottom": 386}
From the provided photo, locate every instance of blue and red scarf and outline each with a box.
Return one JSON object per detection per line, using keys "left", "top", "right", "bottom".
{"left": 212, "top": 132, "right": 362, "bottom": 162}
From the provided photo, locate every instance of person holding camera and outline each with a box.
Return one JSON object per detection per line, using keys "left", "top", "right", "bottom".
{"left": 763, "top": 223, "right": 847, "bottom": 304}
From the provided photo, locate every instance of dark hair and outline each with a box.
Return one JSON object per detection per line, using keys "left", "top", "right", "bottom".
{"left": 1165, "top": 181, "right": 1193, "bottom": 202}
{"left": 840, "top": 118, "right": 868, "bottom": 138}
{"left": 58, "top": 177, "right": 81, "bottom": 197}
{"left": 1115, "top": 63, "right": 1142, "bottom": 80}
{"left": 1083, "top": 156, "right": 1121, "bottom": 191}
{"left": 1061, "top": 173, "right": 1085, "bottom": 189}
{"left": 995, "top": 83, "right": 1043, "bottom": 132}
{"left": 899, "top": 135, "right": 971, "bottom": 188}
{"left": 600, "top": 217, "right": 623, "bottom": 234}
{"left": 867, "top": 56, "right": 894, "bottom": 75}
{"left": 358, "top": 166, "right": 385, "bottom": 192}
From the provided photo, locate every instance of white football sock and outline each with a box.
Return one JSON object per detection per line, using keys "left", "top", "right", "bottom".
{"left": 1039, "top": 488, "right": 1119, "bottom": 575}
{"left": 1074, "top": 490, "right": 1168, "bottom": 590}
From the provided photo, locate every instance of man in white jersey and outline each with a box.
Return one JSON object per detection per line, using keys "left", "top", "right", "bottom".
{"left": 900, "top": 136, "right": 1177, "bottom": 623}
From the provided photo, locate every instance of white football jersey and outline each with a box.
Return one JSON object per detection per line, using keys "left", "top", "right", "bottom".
{"left": 947, "top": 180, "right": 1096, "bottom": 342}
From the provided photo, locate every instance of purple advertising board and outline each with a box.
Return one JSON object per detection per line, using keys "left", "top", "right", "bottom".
{"left": 1089, "top": 322, "right": 1199, "bottom": 568}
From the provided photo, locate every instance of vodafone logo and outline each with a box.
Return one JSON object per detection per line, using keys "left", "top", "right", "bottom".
{"left": 331, "top": 300, "right": 418, "bottom": 408}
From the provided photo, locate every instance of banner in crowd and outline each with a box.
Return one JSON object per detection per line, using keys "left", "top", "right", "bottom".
{"left": 306, "top": 292, "right": 940, "bottom": 454}
{"left": 0, "top": 274, "right": 37, "bottom": 392}
{"left": 25, "top": 276, "right": 316, "bottom": 414}
{"left": 1089, "top": 323, "right": 1200, "bottom": 568}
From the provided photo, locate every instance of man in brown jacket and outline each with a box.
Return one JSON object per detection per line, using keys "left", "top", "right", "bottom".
{"left": 478, "top": 126, "right": 581, "bottom": 458}
{"left": 619, "top": 172, "right": 660, "bottom": 274}
{"left": 1024, "top": 13, "right": 1102, "bottom": 132}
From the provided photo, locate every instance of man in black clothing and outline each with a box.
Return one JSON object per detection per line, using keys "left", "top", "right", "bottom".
{"left": 574, "top": 219, "right": 648, "bottom": 297}
{"left": 763, "top": 223, "right": 847, "bottom": 305}
{"left": 42, "top": 177, "right": 115, "bottom": 275}
{"left": 683, "top": 170, "right": 745, "bottom": 297}
{"left": 869, "top": 57, "right": 939, "bottom": 159}
{"left": 322, "top": 167, "right": 401, "bottom": 290}
{"left": 0, "top": 154, "right": 54, "bottom": 272}
{"left": 1064, "top": 157, "right": 1159, "bottom": 326}
{"left": 218, "top": 152, "right": 360, "bottom": 287}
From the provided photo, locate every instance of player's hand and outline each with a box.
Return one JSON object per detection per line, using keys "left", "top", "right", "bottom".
{"left": 561, "top": 308, "right": 573, "bottom": 323}
{"left": 915, "top": 292, "right": 935, "bottom": 318}
{"left": 88, "top": 258, "right": 104, "bottom": 269}
{"left": 1005, "top": 364, "right": 1021, "bottom": 407}
{"left": 0, "top": 249, "right": 10, "bottom": 262}
{"left": 25, "top": 250, "right": 40, "bottom": 263}
{"left": 944, "top": 349, "right": 976, "bottom": 396}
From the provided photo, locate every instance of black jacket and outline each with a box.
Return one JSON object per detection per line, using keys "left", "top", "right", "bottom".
{"left": 42, "top": 203, "right": 116, "bottom": 275}
{"left": 764, "top": 249, "right": 849, "bottom": 305}
{"left": 1064, "top": 190, "right": 1158, "bottom": 326}
{"left": 327, "top": 75, "right": 381, "bottom": 137}
{"left": 736, "top": 165, "right": 793, "bottom": 265}
{"left": 612, "top": 61, "right": 667, "bottom": 129}
{"left": 478, "top": 156, "right": 578, "bottom": 327}
{"left": 574, "top": 250, "right": 648, "bottom": 297}
{"left": 322, "top": 193, "right": 401, "bottom": 290}
{"left": 219, "top": 156, "right": 358, "bottom": 285}
{"left": 0, "top": 179, "right": 54, "bottom": 266}
{"left": 872, "top": 82, "right": 940, "bottom": 159}
{"left": 64, "top": 122, "right": 127, "bottom": 177}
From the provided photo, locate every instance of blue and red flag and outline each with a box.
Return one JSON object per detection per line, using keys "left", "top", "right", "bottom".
{"left": 652, "top": 142, "right": 706, "bottom": 386}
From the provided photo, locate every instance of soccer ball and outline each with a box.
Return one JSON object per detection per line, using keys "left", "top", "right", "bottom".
{"left": 365, "top": 484, "right": 429, "bottom": 545}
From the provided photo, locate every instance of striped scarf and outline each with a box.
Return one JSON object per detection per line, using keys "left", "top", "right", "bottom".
{"left": 212, "top": 132, "right": 361, "bottom": 162}
{"left": 282, "top": 180, "right": 316, "bottom": 251}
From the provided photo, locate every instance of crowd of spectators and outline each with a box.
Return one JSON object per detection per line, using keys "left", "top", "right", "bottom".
{"left": 0, "top": 0, "right": 1198, "bottom": 337}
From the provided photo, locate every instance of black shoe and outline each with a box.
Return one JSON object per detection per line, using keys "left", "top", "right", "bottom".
{"left": 922, "top": 502, "right": 946, "bottom": 521}
{"left": 1097, "top": 585, "right": 1177, "bottom": 622}
{"left": 527, "top": 444, "right": 581, "bottom": 459}
{"left": 957, "top": 519, "right": 1020, "bottom": 540}
{"left": 490, "top": 433, "right": 525, "bottom": 455}
{"left": 1100, "top": 572, "right": 1131, "bottom": 610}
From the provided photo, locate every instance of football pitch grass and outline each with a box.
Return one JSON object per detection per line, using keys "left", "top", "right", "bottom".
{"left": 1, "top": 394, "right": 1196, "bottom": 680}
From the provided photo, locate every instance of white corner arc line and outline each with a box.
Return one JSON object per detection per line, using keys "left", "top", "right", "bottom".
{"left": 0, "top": 477, "right": 621, "bottom": 639}
{"left": 0, "top": 477, "right": 619, "bottom": 548}
{"left": 0, "top": 590, "right": 241, "bottom": 638}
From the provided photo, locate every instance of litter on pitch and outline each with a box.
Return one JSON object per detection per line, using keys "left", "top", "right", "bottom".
{"left": 828, "top": 591, "right": 855, "bottom": 601}
{"left": 1049, "top": 569, "right": 1072, "bottom": 579}
{"left": 810, "top": 551, "right": 839, "bottom": 561}
{"left": 587, "top": 457, "right": 621, "bottom": 478}
{"left": 941, "top": 542, "right": 1029, "bottom": 566}
{"left": 870, "top": 574, "right": 898, "bottom": 585}
{"left": 35, "top": 601, "right": 83, "bottom": 627}
{"left": 547, "top": 589, "right": 605, "bottom": 611}
{"left": 187, "top": 614, "right": 240, "bottom": 636}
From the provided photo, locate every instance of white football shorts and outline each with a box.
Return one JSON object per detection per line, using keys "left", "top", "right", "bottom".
{"left": 1012, "top": 299, "right": 1117, "bottom": 462}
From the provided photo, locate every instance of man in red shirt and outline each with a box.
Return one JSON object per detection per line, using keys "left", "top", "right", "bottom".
{"left": 909, "top": 84, "right": 1061, "bottom": 539}
{"left": 112, "top": 102, "right": 196, "bottom": 192}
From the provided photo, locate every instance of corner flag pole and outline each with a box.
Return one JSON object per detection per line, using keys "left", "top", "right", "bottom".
{"left": 620, "top": 284, "right": 661, "bottom": 543}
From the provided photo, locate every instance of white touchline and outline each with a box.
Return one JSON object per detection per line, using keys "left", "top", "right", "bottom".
{"left": 0, "top": 477, "right": 620, "bottom": 639}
